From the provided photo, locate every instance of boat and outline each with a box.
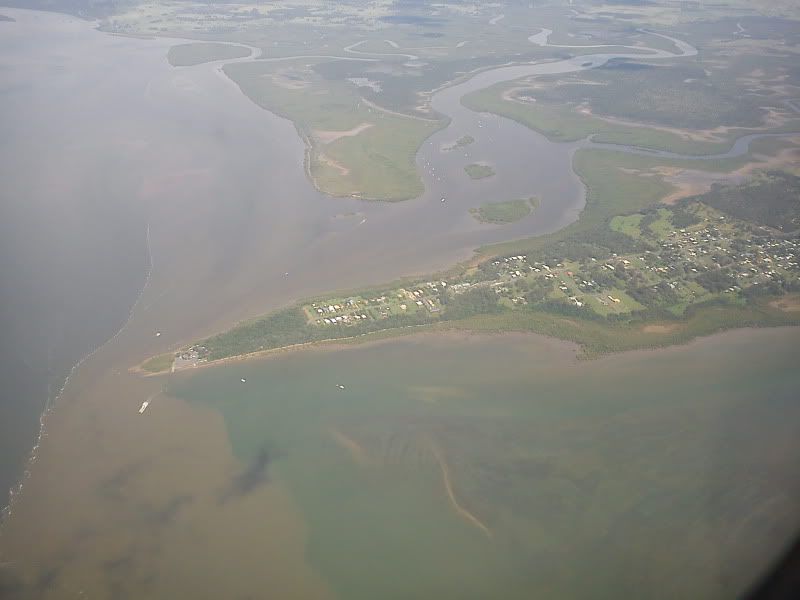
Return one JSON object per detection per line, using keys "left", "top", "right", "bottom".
{"left": 138, "top": 400, "right": 149, "bottom": 414}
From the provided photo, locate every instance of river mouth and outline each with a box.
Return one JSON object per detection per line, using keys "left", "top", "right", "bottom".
{"left": 0, "top": 2, "right": 749, "bottom": 522}
{"left": 1, "top": 8, "right": 798, "bottom": 600}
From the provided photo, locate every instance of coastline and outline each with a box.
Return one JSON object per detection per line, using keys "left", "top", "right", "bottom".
{"left": 2, "top": 223, "right": 153, "bottom": 521}
{"left": 2, "top": 9, "right": 800, "bottom": 599}
{"left": 135, "top": 300, "right": 800, "bottom": 378}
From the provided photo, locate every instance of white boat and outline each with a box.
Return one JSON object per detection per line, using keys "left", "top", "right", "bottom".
{"left": 138, "top": 400, "right": 149, "bottom": 414}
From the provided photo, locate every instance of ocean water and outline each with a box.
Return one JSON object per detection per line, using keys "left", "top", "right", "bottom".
{"left": 0, "top": 12, "right": 150, "bottom": 508}
{"left": 171, "top": 328, "right": 800, "bottom": 600}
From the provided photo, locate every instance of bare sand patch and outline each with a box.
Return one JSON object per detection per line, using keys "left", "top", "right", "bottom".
{"left": 770, "top": 296, "right": 800, "bottom": 313}
{"left": 317, "top": 153, "right": 350, "bottom": 176}
{"left": 429, "top": 439, "right": 491, "bottom": 538}
{"left": 313, "top": 122, "right": 373, "bottom": 144}
{"left": 659, "top": 140, "right": 800, "bottom": 204}
{"left": 269, "top": 68, "right": 312, "bottom": 90}
{"left": 330, "top": 427, "right": 371, "bottom": 465}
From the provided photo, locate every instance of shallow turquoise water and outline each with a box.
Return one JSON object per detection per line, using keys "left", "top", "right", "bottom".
{"left": 171, "top": 329, "right": 800, "bottom": 599}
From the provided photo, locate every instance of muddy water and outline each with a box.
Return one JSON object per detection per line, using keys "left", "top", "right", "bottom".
{"left": 0, "top": 8, "right": 795, "bottom": 600}
{"left": 168, "top": 327, "right": 800, "bottom": 600}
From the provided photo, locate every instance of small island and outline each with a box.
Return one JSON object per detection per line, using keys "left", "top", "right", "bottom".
{"left": 471, "top": 197, "right": 538, "bottom": 224}
{"left": 457, "top": 135, "right": 475, "bottom": 147}
{"left": 464, "top": 163, "right": 495, "bottom": 179}
{"left": 443, "top": 135, "right": 475, "bottom": 152}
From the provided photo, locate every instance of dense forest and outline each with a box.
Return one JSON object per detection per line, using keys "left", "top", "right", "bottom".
{"left": 695, "top": 171, "right": 800, "bottom": 233}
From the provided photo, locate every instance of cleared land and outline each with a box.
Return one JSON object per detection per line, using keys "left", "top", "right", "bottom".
{"left": 140, "top": 352, "right": 174, "bottom": 373}
{"left": 167, "top": 42, "right": 251, "bottom": 67}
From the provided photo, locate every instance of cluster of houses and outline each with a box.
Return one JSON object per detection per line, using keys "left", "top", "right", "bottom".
{"left": 308, "top": 284, "right": 447, "bottom": 327}
{"left": 311, "top": 299, "right": 370, "bottom": 325}
{"left": 478, "top": 208, "right": 798, "bottom": 315}
{"left": 303, "top": 209, "right": 797, "bottom": 329}
{"left": 173, "top": 345, "right": 209, "bottom": 369}
{"left": 656, "top": 220, "right": 799, "bottom": 291}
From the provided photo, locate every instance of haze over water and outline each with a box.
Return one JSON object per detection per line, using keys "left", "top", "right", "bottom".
{"left": 0, "top": 7, "right": 585, "bottom": 509}
{"left": 0, "top": 7, "right": 798, "bottom": 600}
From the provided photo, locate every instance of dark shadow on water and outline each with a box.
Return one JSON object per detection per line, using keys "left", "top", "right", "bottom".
{"left": 219, "top": 445, "right": 283, "bottom": 504}
{"left": 143, "top": 494, "right": 193, "bottom": 527}
{"left": 96, "top": 459, "right": 152, "bottom": 503}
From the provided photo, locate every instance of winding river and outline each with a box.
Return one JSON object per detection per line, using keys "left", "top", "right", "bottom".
{"left": 2, "top": 9, "right": 800, "bottom": 599}
{"left": 2, "top": 12, "right": 795, "bottom": 515}
{"left": 209, "top": 27, "right": 796, "bottom": 250}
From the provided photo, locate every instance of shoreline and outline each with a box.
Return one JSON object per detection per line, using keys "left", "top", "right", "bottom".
{"left": 1, "top": 223, "right": 153, "bottom": 522}
{"left": 134, "top": 313, "right": 800, "bottom": 378}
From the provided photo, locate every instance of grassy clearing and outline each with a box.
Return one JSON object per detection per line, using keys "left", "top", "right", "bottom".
{"left": 167, "top": 43, "right": 251, "bottom": 67}
{"left": 610, "top": 214, "right": 644, "bottom": 238}
{"left": 470, "top": 198, "right": 536, "bottom": 224}
{"left": 140, "top": 353, "right": 174, "bottom": 373}
{"left": 224, "top": 60, "right": 444, "bottom": 201}
{"left": 464, "top": 163, "right": 495, "bottom": 180}
{"left": 314, "top": 116, "right": 443, "bottom": 200}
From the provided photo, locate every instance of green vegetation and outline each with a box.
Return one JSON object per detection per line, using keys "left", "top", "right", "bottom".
{"left": 464, "top": 163, "right": 495, "bottom": 180}
{"left": 464, "top": 84, "right": 800, "bottom": 156}
{"left": 456, "top": 135, "right": 474, "bottom": 147}
{"left": 528, "top": 61, "right": 770, "bottom": 130}
{"left": 481, "top": 147, "right": 752, "bottom": 260}
{"left": 167, "top": 43, "right": 251, "bottom": 67}
{"left": 224, "top": 60, "right": 443, "bottom": 201}
{"left": 140, "top": 353, "right": 173, "bottom": 373}
{"left": 463, "top": 41, "right": 800, "bottom": 155}
{"left": 154, "top": 168, "right": 798, "bottom": 370}
{"left": 463, "top": 86, "right": 727, "bottom": 154}
{"left": 443, "top": 135, "right": 476, "bottom": 152}
{"left": 694, "top": 171, "right": 800, "bottom": 232}
{"left": 470, "top": 198, "right": 536, "bottom": 224}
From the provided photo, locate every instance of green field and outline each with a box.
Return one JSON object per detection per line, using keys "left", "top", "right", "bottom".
{"left": 140, "top": 352, "right": 173, "bottom": 373}
{"left": 224, "top": 60, "right": 443, "bottom": 201}
{"left": 167, "top": 42, "right": 251, "bottom": 67}
{"left": 470, "top": 198, "right": 536, "bottom": 224}
{"left": 464, "top": 163, "right": 495, "bottom": 180}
